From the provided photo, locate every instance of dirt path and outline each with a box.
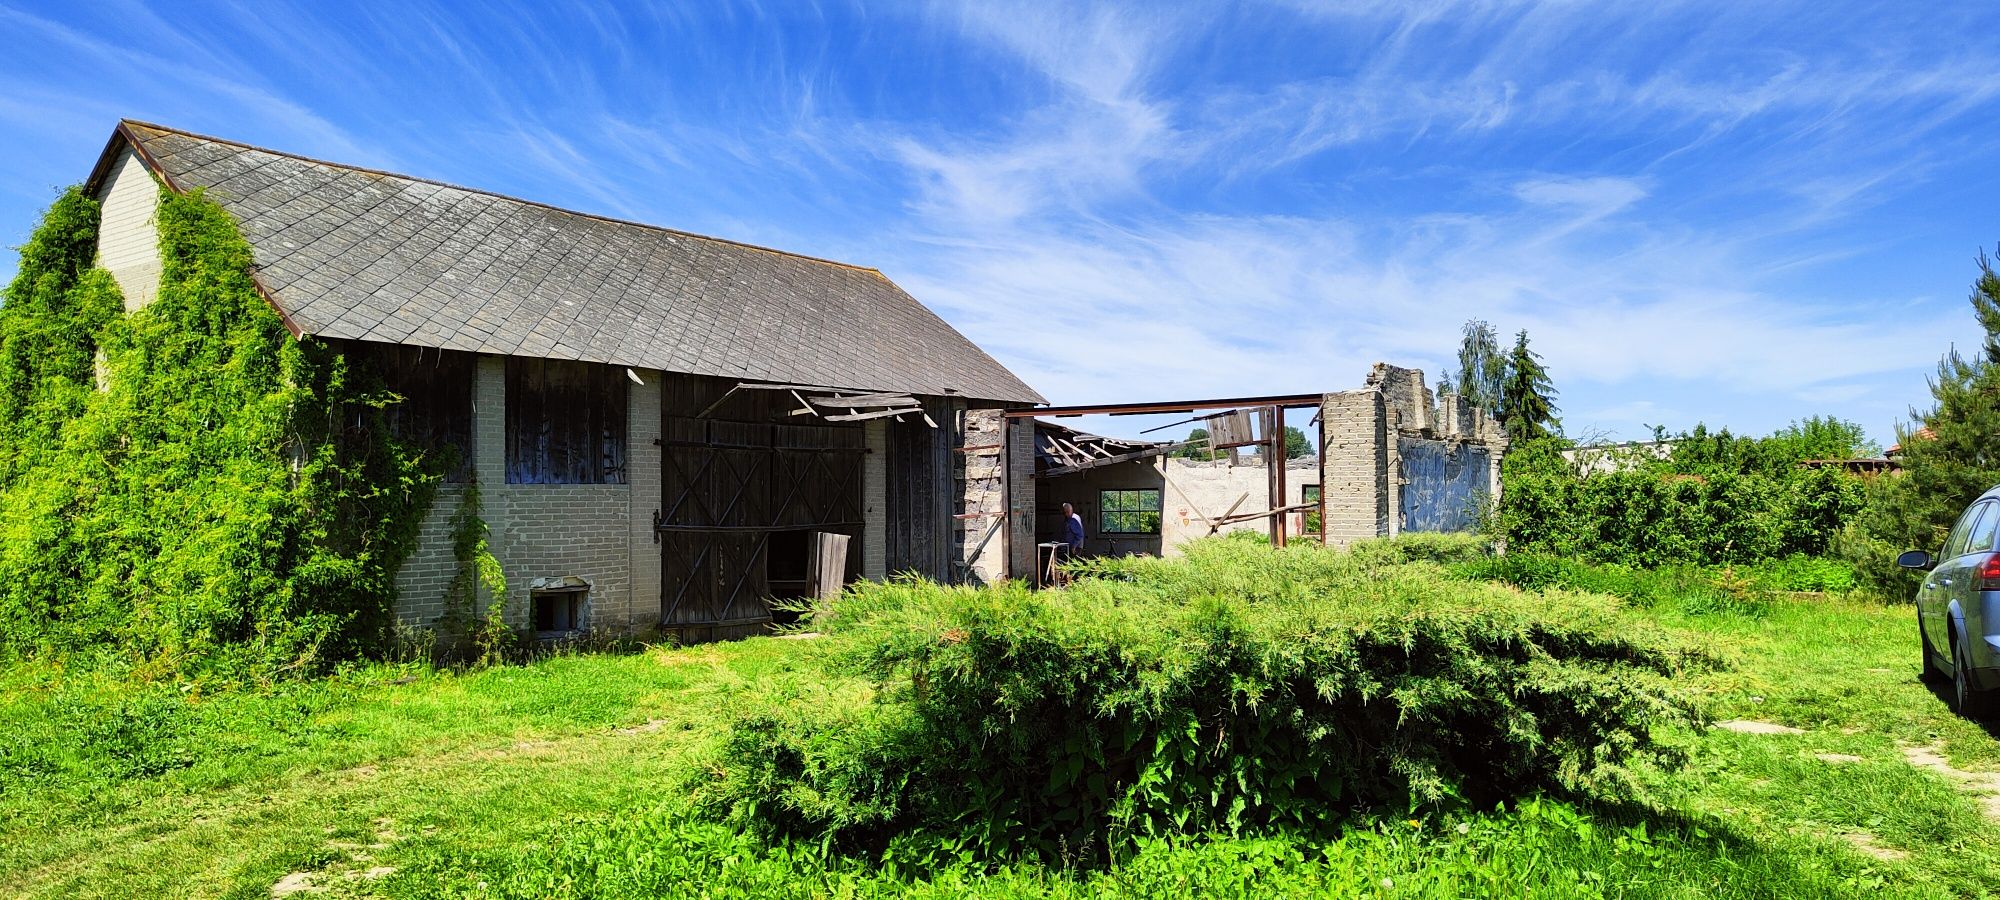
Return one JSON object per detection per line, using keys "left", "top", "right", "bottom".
{"left": 1901, "top": 743, "right": 2000, "bottom": 822}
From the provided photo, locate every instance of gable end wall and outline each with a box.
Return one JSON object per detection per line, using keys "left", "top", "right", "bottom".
{"left": 93, "top": 144, "right": 164, "bottom": 311}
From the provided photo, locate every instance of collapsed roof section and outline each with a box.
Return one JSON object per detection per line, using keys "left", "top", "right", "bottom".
{"left": 1033, "top": 420, "right": 1183, "bottom": 477}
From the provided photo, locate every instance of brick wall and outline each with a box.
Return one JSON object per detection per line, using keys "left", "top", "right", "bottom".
{"left": 1318, "top": 389, "right": 1390, "bottom": 547}
{"left": 395, "top": 354, "right": 643, "bottom": 633}
{"left": 93, "top": 145, "right": 163, "bottom": 311}
{"left": 490, "top": 485, "right": 632, "bottom": 627}
{"left": 393, "top": 484, "right": 465, "bottom": 627}
{"left": 626, "top": 369, "right": 662, "bottom": 625}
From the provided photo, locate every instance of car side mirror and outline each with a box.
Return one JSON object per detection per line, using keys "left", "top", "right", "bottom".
{"left": 1897, "top": 549, "right": 1934, "bottom": 571}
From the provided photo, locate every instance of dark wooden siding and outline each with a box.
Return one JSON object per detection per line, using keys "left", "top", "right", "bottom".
{"left": 348, "top": 341, "right": 474, "bottom": 481}
{"left": 505, "top": 358, "right": 629, "bottom": 484}
{"left": 656, "top": 374, "right": 865, "bottom": 636}
{"left": 886, "top": 397, "right": 958, "bottom": 581}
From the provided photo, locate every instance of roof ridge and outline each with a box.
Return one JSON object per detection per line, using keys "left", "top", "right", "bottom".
{"left": 117, "top": 118, "right": 883, "bottom": 275}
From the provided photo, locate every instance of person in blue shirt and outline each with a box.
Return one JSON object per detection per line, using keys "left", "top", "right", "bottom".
{"left": 1061, "top": 502, "right": 1085, "bottom": 555}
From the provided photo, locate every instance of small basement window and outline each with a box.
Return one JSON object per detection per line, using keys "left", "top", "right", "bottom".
{"left": 1099, "top": 488, "right": 1162, "bottom": 535}
{"left": 531, "top": 587, "right": 587, "bottom": 635}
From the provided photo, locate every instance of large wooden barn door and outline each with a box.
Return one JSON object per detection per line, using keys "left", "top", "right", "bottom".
{"left": 657, "top": 414, "right": 865, "bottom": 640}
{"left": 884, "top": 399, "right": 954, "bottom": 580}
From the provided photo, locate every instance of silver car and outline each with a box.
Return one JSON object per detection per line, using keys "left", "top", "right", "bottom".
{"left": 1901, "top": 488, "right": 2000, "bottom": 717}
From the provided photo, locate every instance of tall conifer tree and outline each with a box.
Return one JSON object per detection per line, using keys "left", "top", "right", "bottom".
{"left": 1498, "top": 329, "right": 1559, "bottom": 441}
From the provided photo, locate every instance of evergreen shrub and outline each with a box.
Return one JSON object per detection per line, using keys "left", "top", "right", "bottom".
{"left": 704, "top": 538, "right": 1708, "bottom": 864}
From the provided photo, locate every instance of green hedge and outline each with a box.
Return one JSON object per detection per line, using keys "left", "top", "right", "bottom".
{"left": 702, "top": 538, "right": 1708, "bottom": 864}
{"left": 1497, "top": 441, "right": 1866, "bottom": 567}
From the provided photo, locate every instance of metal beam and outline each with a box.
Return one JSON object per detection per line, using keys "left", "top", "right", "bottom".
{"left": 1004, "top": 393, "right": 1326, "bottom": 418}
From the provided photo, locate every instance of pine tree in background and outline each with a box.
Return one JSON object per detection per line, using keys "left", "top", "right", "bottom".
{"left": 1848, "top": 252, "right": 2000, "bottom": 593}
{"left": 1283, "top": 425, "right": 1312, "bottom": 459}
{"left": 1452, "top": 320, "right": 1506, "bottom": 411}
{"left": 1498, "top": 329, "right": 1560, "bottom": 441}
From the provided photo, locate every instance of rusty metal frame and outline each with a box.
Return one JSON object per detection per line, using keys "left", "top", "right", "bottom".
{"left": 1005, "top": 393, "right": 1324, "bottom": 418}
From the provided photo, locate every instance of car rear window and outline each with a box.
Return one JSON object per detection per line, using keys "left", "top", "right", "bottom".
{"left": 1944, "top": 503, "right": 1990, "bottom": 559}
{"left": 1971, "top": 503, "right": 2000, "bottom": 554}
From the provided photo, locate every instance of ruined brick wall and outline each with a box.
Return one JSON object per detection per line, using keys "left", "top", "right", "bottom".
{"left": 1367, "top": 363, "right": 1434, "bottom": 434}
{"left": 1318, "top": 389, "right": 1391, "bottom": 546}
{"left": 954, "top": 408, "right": 1007, "bottom": 585}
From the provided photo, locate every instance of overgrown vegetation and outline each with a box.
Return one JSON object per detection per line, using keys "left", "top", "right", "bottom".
{"left": 1497, "top": 418, "right": 1872, "bottom": 567}
{"left": 5, "top": 536, "right": 1997, "bottom": 898}
{"left": 1845, "top": 252, "right": 2000, "bottom": 595}
{"left": 701, "top": 537, "right": 1707, "bottom": 865}
{"left": 0, "top": 186, "right": 441, "bottom": 681}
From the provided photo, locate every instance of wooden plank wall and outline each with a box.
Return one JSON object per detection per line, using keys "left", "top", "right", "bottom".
{"left": 656, "top": 373, "right": 867, "bottom": 634}
{"left": 886, "top": 397, "right": 958, "bottom": 581}
{"left": 349, "top": 342, "right": 476, "bottom": 481}
{"left": 505, "top": 358, "right": 629, "bottom": 484}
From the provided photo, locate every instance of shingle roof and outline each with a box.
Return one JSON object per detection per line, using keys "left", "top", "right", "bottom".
{"left": 95, "top": 120, "right": 1044, "bottom": 405}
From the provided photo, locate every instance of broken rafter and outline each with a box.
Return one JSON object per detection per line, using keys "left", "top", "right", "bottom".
{"left": 1209, "top": 500, "right": 1315, "bottom": 529}
{"left": 1041, "top": 441, "right": 1196, "bottom": 477}
{"left": 824, "top": 407, "right": 921, "bottom": 423}
{"left": 810, "top": 392, "right": 920, "bottom": 408}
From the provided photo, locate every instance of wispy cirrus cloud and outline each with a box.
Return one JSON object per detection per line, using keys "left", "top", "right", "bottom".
{"left": 2, "top": 0, "right": 1997, "bottom": 446}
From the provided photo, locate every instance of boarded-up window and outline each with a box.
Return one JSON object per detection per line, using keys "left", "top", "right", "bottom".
{"left": 354, "top": 343, "right": 474, "bottom": 482}
{"left": 506, "top": 358, "right": 628, "bottom": 484}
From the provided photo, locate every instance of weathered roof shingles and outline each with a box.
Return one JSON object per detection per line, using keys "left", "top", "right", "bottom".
{"left": 109, "top": 120, "right": 1044, "bottom": 405}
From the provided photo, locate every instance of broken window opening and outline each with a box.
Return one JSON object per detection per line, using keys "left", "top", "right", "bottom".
{"left": 531, "top": 587, "right": 587, "bottom": 635}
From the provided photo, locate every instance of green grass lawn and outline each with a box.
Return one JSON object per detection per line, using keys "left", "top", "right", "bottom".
{"left": 4, "top": 585, "right": 1999, "bottom": 898}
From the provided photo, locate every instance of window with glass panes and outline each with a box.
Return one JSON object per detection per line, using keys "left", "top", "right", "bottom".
{"left": 1099, "top": 488, "right": 1162, "bottom": 534}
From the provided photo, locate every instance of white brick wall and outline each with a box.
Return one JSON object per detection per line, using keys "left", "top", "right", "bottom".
{"left": 394, "top": 484, "right": 466, "bottom": 627}
{"left": 626, "top": 368, "right": 663, "bottom": 626}
{"left": 94, "top": 145, "right": 162, "bottom": 311}
{"left": 395, "top": 355, "right": 642, "bottom": 633}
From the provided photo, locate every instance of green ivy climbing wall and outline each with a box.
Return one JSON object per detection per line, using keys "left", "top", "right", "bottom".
{"left": 0, "top": 184, "right": 441, "bottom": 681}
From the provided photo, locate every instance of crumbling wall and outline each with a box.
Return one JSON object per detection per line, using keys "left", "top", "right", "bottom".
{"left": 1319, "top": 363, "right": 1508, "bottom": 546}
{"left": 1367, "top": 363, "right": 1435, "bottom": 434}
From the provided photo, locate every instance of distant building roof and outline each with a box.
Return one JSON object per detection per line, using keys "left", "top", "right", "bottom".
{"left": 86, "top": 120, "right": 1044, "bottom": 405}
{"left": 1885, "top": 427, "right": 1934, "bottom": 458}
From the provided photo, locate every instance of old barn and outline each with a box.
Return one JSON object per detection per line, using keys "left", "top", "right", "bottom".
{"left": 85, "top": 120, "right": 1042, "bottom": 642}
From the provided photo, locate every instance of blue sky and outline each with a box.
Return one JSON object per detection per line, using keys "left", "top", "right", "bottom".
{"left": 3, "top": 1, "right": 1998, "bottom": 446}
